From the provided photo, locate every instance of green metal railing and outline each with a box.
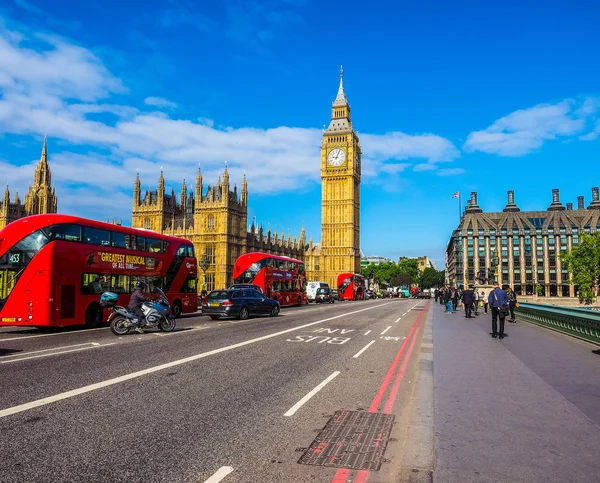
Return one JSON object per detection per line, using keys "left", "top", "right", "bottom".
{"left": 515, "top": 303, "right": 600, "bottom": 345}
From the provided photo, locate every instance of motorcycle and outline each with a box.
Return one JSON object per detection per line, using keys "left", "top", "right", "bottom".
{"left": 101, "top": 288, "right": 176, "bottom": 335}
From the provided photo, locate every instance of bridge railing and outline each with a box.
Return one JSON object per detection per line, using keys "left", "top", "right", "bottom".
{"left": 515, "top": 303, "right": 600, "bottom": 345}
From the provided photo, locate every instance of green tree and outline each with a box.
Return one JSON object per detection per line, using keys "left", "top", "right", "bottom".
{"left": 418, "top": 267, "right": 438, "bottom": 289}
{"left": 560, "top": 233, "right": 600, "bottom": 304}
{"left": 397, "top": 258, "right": 420, "bottom": 279}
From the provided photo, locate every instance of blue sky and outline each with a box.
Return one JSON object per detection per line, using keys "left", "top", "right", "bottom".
{"left": 0, "top": 0, "right": 599, "bottom": 268}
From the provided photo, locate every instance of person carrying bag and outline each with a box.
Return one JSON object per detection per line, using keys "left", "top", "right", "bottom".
{"left": 488, "top": 282, "right": 509, "bottom": 339}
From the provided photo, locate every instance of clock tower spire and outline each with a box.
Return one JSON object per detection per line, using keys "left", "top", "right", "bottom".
{"left": 319, "top": 67, "right": 362, "bottom": 288}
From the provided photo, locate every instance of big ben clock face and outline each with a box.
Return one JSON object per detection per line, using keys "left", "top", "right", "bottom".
{"left": 327, "top": 148, "right": 346, "bottom": 167}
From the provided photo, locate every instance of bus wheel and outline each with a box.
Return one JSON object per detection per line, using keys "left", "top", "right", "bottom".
{"left": 297, "top": 297, "right": 301, "bottom": 306}
{"left": 85, "top": 303, "right": 103, "bottom": 329}
{"left": 172, "top": 300, "right": 182, "bottom": 318}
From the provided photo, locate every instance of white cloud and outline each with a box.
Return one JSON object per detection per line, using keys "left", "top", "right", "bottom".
{"left": 144, "top": 96, "right": 177, "bottom": 110}
{"left": 0, "top": 21, "right": 460, "bottom": 222}
{"left": 413, "top": 163, "right": 437, "bottom": 172}
{"left": 437, "top": 168, "right": 465, "bottom": 177}
{"left": 464, "top": 98, "right": 599, "bottom": 156}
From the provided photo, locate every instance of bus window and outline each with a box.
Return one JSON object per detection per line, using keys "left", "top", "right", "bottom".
{"left": 81, "top": 273, "right": 105, "bottom": 294}
{"left": 45, "top": 224, "right": 81, "bottom": 242}
{"left": 134, "top": 237, "right": 145, "bottom": 252}
{"left": 146, "top": 238, "right": 162, "bottom": 253}
{"left": 111, "top": 231, "right": 127, "bottom": 249}
{"left": 187, "top": 244, "right": 195, "bottom": 257}
{"left": 177, "top": 244, "right": 195, "bottom": 257}
{"left": 110, "top": 275, "right": 129, "bottom": 293}
{"left": 181, "top": 275, "right": 197, "bottom": 293}
{"left": 84, "top": 227, "right": 111, "bottom": 246}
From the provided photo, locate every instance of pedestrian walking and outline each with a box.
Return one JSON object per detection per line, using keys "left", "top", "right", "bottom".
{"left": 506, "top": 287, "right": 518, "bottom": 323}
{"left": 451, "top": 289, "right": 459, "bottom": 312}
{"left": 473, "top": 290, "right": 480, "bottom": 315}
{"left": 462, "top": 285, "right": 475, "bottom": 318}
{"left": 488, "top": 282, "right": 509, "bottom": 339}
{"left": 480, "top": 291, "right": 488, "bottom": 314}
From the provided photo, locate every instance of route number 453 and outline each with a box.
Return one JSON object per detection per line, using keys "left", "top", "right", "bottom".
{"left": 9, "top": 253, "right": 21, "bottom": 264}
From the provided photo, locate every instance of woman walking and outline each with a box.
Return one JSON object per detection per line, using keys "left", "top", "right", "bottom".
{"left": 506, "top": 287, "right": 518, "bottom": 323}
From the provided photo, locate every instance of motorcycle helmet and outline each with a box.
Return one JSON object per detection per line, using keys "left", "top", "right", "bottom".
{"left": 136, "top": 281, "right": 147, "bottom": 290}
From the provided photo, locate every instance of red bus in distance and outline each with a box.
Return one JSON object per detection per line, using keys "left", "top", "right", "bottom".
{"left": 232, "top": 252, "right": 307, "bottom": 307}
{"left": 0, "top": 214, "right": 198, "bottom": 328}
{"left": 337, "top": 272, "right": 366, "bottom": 301}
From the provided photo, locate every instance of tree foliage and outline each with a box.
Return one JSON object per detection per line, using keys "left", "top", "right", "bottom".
{"left": 419, "top": 268, "right": 445, "bottom": 289}
{"left": 560, "top": 233, "right": 600, "bottom": 304}
{"left": 361, "top": 258, "right": 444, "bottom": 289}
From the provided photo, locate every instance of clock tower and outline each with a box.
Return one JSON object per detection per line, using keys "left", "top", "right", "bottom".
{"left": 320, "top": 67, "right": 361, "bottom": 287}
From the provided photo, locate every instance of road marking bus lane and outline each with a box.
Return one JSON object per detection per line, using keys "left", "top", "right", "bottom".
{"left": 353, "top": 340, "right": 376, "bottom": 358}
{"left": 203, "top": 466, "right": 234, "bottom": 483}
{"left": 0, "top": 302, "right": 395, "bottom": 419}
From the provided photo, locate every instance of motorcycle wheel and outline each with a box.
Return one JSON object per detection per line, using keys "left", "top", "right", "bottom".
{"left": 110, "top": 316, "right": 131, "bottom": 336}
{"left": 159, "top": 316, "right": 176, "bottom": 332}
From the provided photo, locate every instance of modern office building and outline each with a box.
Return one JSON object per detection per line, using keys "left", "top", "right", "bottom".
{"left": 445, "top": 189, "right": 600, "bottom": 297}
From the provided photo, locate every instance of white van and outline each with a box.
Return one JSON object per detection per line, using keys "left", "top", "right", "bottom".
{"left": 306, "top": 281, "right": 329, "bottom": 303}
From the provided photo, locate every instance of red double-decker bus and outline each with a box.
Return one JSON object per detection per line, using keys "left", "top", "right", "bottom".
{"left": 337, "top": 272, "right": 366, "bottom": 301}
{"left": 232, "top": 252, "right": 307, "bottom": 306}
{"left": 0, "top": 214, "right": 198, "bottom": 328}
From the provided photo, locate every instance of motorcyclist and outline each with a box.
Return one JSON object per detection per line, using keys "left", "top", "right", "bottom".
{"left": 129, "top": 281, "right": 149, "bottom": 333}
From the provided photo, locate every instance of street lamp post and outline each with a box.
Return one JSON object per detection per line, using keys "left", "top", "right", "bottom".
{"left": 198, "top": 253, "right": 211, "bottom": 293}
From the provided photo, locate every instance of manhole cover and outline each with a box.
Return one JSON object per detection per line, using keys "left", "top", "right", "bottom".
{"left": 298, "top": 410, "right": 395, "bottom": 471}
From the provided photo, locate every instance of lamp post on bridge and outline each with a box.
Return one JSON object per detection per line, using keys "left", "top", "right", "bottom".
{"left": 198, "top": 252, "right": 211, "bottom": 294}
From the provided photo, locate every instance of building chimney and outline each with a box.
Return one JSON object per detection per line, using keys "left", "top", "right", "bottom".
{"left": 548, "top": 188, "right": 565, "bottom": 211}
{"left": 465, "top": 191, "right": 483, "bottom": 214}
{"left": 577, "top": 196, "right": 585, "bottom": 210}
{"left": 503, "top": 189, "right": 520, "bottom": 212}
{"left": 566, "top": 202, "right": 573, "bottom": 210}
{"left": 588, "top": 187, "right": 600, "bottom": 209}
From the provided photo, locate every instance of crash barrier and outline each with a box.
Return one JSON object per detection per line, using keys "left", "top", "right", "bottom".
{"left": 515, "top": 302, "right": 600, "bottom": 345}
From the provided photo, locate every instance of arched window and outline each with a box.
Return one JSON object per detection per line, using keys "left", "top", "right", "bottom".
{"left": 144, "top": 218, "right": 151, "bottom": 230}
{"left": 208, "top": 215, "right": 215, "bottom": 230}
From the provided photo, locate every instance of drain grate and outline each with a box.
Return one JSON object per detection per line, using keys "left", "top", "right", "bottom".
{"left": 298, "top": 410, "right": 395, "bottom": 471}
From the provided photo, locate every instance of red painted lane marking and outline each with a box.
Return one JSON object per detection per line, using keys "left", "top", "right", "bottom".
{"left": 331, "top": 303, "right": 429, "bottom": 483}
{"left": 383, "top": 323, "right": 421, "bottom": 414}
{"left": 331, "top": 468, "right": 351, "bottom": 482}
{"left": 354, "top": 470, "right": 370, "bottom": 483}
{"left": 368, "top": 307, "right": 427, "bottom": 413}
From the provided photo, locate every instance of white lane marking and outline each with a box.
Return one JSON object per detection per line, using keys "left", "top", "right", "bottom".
{"left": 363, "top": 330, "right": 371, "bottom": 335}
{"left": 0, "top": 303, "right": 394, "bottom": 419}
{"left": 0, "top": 342, "right": 99, "bottom": 358}
{"left": 204, "top": 466, "right": 234, "bottom": 483}
{"left": 402, "top": 312, "right": 408, "bottom": 316}
{"left": 284, "top": 371, "right": 340, "bottom": 417}
{"left": 380, "top": 326, "right": 392, "bottom": 335}
{"left": 393, "top": 315, "right": 402, "bottom": 323}
{"left": 1, "top": 344, "right": 116, "bottom": 364}
{"left": 353, "top": 340, "right": 376, "bottom": 358}
{"left": 0, "top": 327, "right": 106, "bottom": 342}
{"left": 151, "top": 333, "right": 163, "bottom": 337}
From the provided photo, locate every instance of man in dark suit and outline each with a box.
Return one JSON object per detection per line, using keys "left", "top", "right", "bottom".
{"left": 462, "top": 285, "right": 475, "bottom": 318}
{"left": 488, "top": 282, "right": 509, "bottom": 339}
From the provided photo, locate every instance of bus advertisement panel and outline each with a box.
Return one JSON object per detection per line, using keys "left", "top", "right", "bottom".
{"left": 232, "top": 252, "right": 307, "bottom": 307}
{"left": 337, "top": 272, "right": 366, "bottom": 301}
{"left": 0, "top": 214, "right": 198, "bottom": 328}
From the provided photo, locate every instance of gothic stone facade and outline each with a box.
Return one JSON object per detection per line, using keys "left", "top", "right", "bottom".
{"left": 131, "top": 168, "right": 306, "bottom": 291}
{"left": 445, "top": 188, "right": 600, "bottom": 297}
{"left": 0, "top": 137, "right": 58, "bottom": 230}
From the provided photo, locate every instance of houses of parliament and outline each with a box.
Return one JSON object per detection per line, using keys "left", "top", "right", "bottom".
{"left": 0, "top": 137, "right": 58, "bottom": 230}
{"left": 2, "top": 71, "right": 363, "bottom": 291}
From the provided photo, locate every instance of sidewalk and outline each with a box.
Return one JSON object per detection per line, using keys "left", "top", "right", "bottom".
{"left": 432, "top": 302, "right": 600, "bottom": 483}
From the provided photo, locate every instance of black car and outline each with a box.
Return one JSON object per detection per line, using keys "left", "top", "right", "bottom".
{"left": 315, "top": 287, "right": 334, "bottom": 304}
{"left": 202, "top": 289, "right": 279, "bottom": 320}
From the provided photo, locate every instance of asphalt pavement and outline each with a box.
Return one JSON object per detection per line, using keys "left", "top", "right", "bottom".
{"left": 2, "top": 298, "right": 599, "bottom": 483}
{"left": 0, "top": 299, "right": 432, "bottom": 483}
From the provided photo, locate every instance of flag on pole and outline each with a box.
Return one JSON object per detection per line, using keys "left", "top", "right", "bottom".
{"left": 452, "top": 191, "right": 460, "bottom": 198}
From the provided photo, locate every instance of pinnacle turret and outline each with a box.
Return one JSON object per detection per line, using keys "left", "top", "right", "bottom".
{"left": 333, "top": 65, "right": 348, "bottom": 107}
